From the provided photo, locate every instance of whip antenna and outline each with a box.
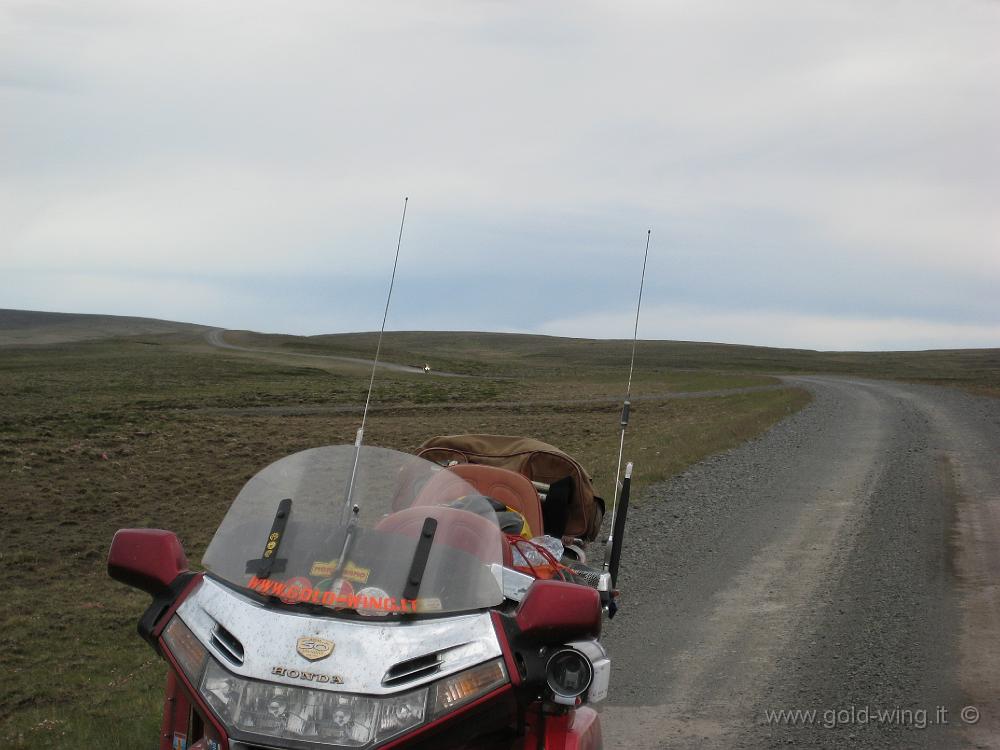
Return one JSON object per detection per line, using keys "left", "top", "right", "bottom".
{"left": 604, "top": 229, "right": 651, "bottom": 586}
{"left": 342, "top": 196, "right": 408, "bottom": 520}
{"left": 357, "top": 195, "right": 408, "bottom": 446}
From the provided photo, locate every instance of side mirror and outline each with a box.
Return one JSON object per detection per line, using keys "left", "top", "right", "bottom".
{"left": 515, "top": 579, "right": 601, "bottom": 641}
{"left": 108, "top": 529, "right": 189, "bottom": 597}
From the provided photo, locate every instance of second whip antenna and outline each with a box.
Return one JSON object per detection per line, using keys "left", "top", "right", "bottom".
{"left": 604, "top": 228, "right": 651, "bottom": 585}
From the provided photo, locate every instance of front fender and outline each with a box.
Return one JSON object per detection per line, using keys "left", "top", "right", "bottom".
{"left": 522, "top": 706, "right": 602, "bottom": 750}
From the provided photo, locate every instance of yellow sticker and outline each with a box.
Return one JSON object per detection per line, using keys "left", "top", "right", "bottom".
{"left": 310, "top": 561, "right": 336, "bottom": 577}
{"left": 309, "top": 560, "right": 370, "bottom": 583}
{"left": 414, "top": 597, "right": 442, "bottom": 612}
{"left": 342, "top": 562, "right": 371, "bottom": 583}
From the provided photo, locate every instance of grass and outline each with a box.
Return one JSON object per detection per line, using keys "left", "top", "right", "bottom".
{"left": 0, "top": 329, "right": 811, "bottom": 748}
{"left": 232, "top": 330, "right": 1000, "bottom": 396}
{"left": 3, "top": 318, "right": 995, "bottom": 748}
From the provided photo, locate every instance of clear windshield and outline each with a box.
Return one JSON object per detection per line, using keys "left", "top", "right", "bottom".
{"left": 202, "top": 445, "right": 504, "bottom": 617}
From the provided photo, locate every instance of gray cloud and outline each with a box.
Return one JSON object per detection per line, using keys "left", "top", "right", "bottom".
{"left": 1, "top": 0, "right": 997, "bottom": 349}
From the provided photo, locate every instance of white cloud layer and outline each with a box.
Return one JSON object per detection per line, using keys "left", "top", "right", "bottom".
{"left": 1, "top": 0, "right": 997, "bottom": 349}
{"left": 540, "top": 305, "right": 1000, "bottom": 352}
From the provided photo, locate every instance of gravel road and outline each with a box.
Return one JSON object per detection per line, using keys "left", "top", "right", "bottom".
{"left": 204, "top": 328, "right": 468, "bottom": 377}
{"left": 600, "top": 376, "right": 1000, "bottom": 749}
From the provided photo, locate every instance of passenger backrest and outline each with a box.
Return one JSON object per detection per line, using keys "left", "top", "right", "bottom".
{"left": 375, "top": 506, "right": 510, "bottom": 566}
{"left": 442, "top": 464, "right": 544, "bottom": 539}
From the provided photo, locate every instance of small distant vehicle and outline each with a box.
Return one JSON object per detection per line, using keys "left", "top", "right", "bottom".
{"left": 108, "top": 438, "right": 627, "bottom": 749}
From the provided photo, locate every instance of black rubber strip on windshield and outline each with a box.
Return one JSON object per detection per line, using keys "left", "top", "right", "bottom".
{"left": 245, "top": 497, "right": 292, "bottom": 579}
{"left": 402, "top": 517, "right": 438, "bottom": 602}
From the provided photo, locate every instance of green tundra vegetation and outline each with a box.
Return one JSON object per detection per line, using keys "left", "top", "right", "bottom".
{"left": 1, "top": 314, "right": 995, "bottom": 748}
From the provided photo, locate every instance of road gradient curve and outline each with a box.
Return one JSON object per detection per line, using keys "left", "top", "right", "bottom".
{"left": 600, "top": 376, "right": 1000, "bottom": 749}
{"left": 204, "top": 328, "right": 468, "bottom": 377}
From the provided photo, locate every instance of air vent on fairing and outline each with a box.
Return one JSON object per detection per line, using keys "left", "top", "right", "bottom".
{"left": 210, "top": 624, "right": 245, "bottom": 666}
{"left": 382, "top": 652, "right": 444, "bottom": 687}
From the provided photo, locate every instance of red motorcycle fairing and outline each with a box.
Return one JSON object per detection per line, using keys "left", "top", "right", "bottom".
{"left": 489, "top": 598, "right": 606, "bottom": 750}
{"left": 159, "top": 639, "right": 230, "bottom": 749}
{"left": 157, "top": 618, "right": 601, "bottom": 750}
{"left": 522, "top": 706, "right": 603, "bottom": 750}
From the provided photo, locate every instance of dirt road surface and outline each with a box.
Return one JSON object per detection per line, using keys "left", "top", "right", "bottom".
{"left": 601, "top": 376, "right": 1000, "bottom": 749}
{"left": 204, "top": 328, "right": 468, "bottom": 376}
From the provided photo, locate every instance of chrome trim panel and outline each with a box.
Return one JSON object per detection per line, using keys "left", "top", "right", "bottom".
{"left": 589, "top": 655, "right": 611, "bottom": 703}
{"left": 176, "top": 576, "right": 502, "bottom": 695}
{"left": 491, "top": 563, "right": 534, "bottom": 602}
{"left": 566, "top": 639, "right": 611, "bottom": 704}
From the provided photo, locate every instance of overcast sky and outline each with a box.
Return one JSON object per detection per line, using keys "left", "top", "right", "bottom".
{"left": 2, "top": 1, "right": 997, "bottom": 350}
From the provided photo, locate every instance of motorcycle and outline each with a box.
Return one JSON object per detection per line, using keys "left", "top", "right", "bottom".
{"left": 108, "top": 442, "right": 622, "bottom": 750}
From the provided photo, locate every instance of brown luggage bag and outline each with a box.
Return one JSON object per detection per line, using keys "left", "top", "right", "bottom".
{"left": 415, "top": 434, "right": 605, "bottom": 541}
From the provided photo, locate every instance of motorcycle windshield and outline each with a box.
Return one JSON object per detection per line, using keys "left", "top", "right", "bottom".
{"left": 202, "top": 445, "right": 504, "bottom": 617}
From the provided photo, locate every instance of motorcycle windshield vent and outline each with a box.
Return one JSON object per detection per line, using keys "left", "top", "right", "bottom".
{"left": 210, "top": 623, "right": 245, "bottom": 666}
{"left": 382, "top": 652, "right": 443, "bottom": 688}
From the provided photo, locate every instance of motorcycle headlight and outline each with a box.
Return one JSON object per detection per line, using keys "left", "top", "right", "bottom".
{"left": 545, "top": 648, "right": 593, "bottom": 705}
{"left": 198, "top": 657, "right": 507, "bottom": 747}
{"left": 161, "top": 617, "right": 508, "bottom": 747}
{"left": 200, "top": 659, "right": 426, "bottom": 746}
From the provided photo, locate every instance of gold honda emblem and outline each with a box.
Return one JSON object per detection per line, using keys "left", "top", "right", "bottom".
{"left": 296, "top": 636, "right": 335, "bottom": 662}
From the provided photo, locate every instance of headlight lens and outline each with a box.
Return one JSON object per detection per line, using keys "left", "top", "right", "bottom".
{"left": 200, "top": 659, "right": 426, "bottom": 746}
{"left": 160, "top": 616, "right": 508, "bottom": 747}
{"left": 194, "top": 655, "right": 507, "bottom": 747}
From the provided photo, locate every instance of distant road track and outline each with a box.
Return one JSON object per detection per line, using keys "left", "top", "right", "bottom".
{"left": 203, "top": 328, "right": 467, "bottom": 377}
{"left": 189, "top": 384, "right": 789, "bottom": 416}
{"left": 601, "top": 376, "right": 1000, "bottom": 749}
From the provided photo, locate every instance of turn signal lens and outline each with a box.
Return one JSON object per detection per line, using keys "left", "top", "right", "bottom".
{"left": 430, "top": 659, "right": 507, "bottom": 717}
{"left": 163, "top": 616, "right": 208, "bottom": 683}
